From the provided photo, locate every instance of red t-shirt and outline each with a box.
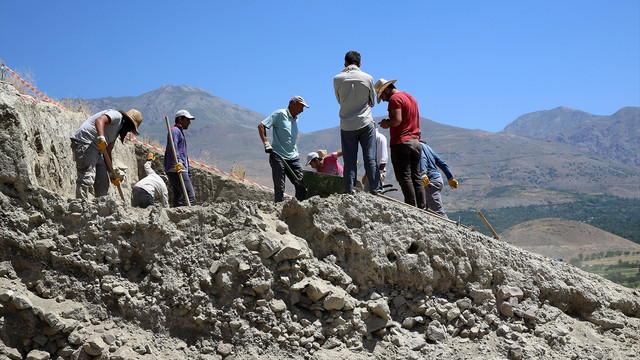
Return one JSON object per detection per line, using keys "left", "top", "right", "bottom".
{"left": 388, "top": 91, "right": 420, "bottom": 146}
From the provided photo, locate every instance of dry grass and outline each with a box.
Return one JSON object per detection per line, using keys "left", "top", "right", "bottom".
{"left": 1, "top": 60, "right": 37, "bottom": 96}
{"left": 231, "top": 163, "right": 246, "bottom": 179}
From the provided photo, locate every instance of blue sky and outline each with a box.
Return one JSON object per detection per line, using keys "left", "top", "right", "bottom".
{"left": 1, "top": 1, "right": 638, "bottom": 133}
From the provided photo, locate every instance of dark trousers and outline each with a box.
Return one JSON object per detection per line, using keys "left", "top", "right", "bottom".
{"left": 131, "top": 187, "right": 154, "bottom": 208}
{"left": 269, "top": 153, "right": 306, "bottom": 202}
{"left": 167, "top": 172, "right": 195, "bottom": 207}
{"left": 391, "top": 139, "right": 426, "bottom": 209}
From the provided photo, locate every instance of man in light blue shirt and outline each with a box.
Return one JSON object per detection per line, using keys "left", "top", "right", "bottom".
{"left": 333, "top": 50, "right": 381, "bottom": 195}
{"left": 258, "top": 96, "right": 309, "bottom": 202}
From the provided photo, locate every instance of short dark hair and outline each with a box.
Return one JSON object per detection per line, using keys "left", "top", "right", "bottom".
{"left": 345, "top": 51, "right": 361, "bottom": 66}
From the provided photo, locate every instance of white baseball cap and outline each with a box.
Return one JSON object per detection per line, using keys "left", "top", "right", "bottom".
{"left": 175, "top": 109, "right": 195, "bottom": 119}
{"left": 306, "top": 152, "right": 319, "bottom": 166}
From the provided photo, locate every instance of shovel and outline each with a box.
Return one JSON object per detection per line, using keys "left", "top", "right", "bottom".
{"left": 100, "top": 148, "right": 125, "bottom": 202}
{"left": 165, "top": 116, "right": 191, "bottom": 206}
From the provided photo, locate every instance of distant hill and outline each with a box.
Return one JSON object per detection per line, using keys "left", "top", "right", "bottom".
{"left": 79, "top": 86, "right": 640, "bottom": 212}
{"left": 501, "top": 218, "right": 640, "bottom": 261}
{"left": 501, "top": 106, "right": 640, "bottom": 167}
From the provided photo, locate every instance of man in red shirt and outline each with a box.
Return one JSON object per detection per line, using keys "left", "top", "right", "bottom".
{"left": 376, "top": 78, "right": 426, "bottom": 209}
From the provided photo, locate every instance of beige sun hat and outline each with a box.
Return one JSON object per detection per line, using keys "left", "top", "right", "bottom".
{"left": 374, "top": 78, "right": 397, "bottom": 104}
{"left": 120, "top": 109, "right": 143, "bottom": 135}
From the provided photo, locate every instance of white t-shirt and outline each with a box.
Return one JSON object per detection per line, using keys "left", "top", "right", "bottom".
{"left": 133, "top": 161, "right": 169, "bottom": 207}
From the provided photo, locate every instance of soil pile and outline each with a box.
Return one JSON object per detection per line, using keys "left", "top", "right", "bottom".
{"left": 1, "top": 82, "right": 639, "bottom": 359}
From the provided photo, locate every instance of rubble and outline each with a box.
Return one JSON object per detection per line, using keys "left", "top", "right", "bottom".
{"left": 0, "top": 82, "right": 639, "bottom": 359}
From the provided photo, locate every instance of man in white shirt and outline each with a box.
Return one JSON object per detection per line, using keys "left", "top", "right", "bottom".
{"left": 131, "top": 153, "right": 169, "bottom": 208}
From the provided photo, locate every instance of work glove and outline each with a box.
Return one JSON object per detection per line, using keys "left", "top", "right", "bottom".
{"left": 421, "top": 173, "right": 430, "bottom": 187}
{"left": 361, "top": 174, "right": 367, "bottom": 186}
{"left": 263, "top": 141, "right": 273, "bottom": 154}
{"left": 380, "top": 170, "right": 386, "bottom": 183}
{"left": 175, "top": 163, "right": 183, "bottom": 173}
{"left": 110, "top": 177, "right": 121, "bottom": 187}
{"left": 96, "top": 136, "right": 107, "bottom": 150}
{"left": 449, "top": 178, "right": 459, "bottom": 189}
{"left": 147, "top": 153, "right": 156, "bottom": 162}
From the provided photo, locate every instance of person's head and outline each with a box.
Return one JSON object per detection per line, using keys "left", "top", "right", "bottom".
{"left": 306, "top": 151, "right": 322, "bottom": 170}
{"left": 120, "top": 109, "right": 143, "bottom": 135}
{"left": 175, "top": 109, "right": 195, "bottom": 130}
{"left": 374, "top": 78, "right": 398, "bottom": 103}
{"left": 288, "top": 96, "right": 309, "bottom": 117}
{"left": 344, "top": 51, "right": 361, "bottom": 67}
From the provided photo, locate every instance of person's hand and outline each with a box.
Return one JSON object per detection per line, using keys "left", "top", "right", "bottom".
{"left": 97, "top": 136, "right": 107, "bottom": 150}
{"left": 380, "top": 170, "right": 386, "bottom": 183}
{"left": 449, "top": 178, "right": 458, "bottom": 189}
{"left": 421, "top": 173, "right": 430, "bottom": 187}
{"left": 147, "top": 153, "right": 156, "bottom": 162}
{"left": 378, "top": 119, "right": 390, "bottom": 129}
{"left": 361, "top": 174, "right": 367, "bottom": 186}
{"left": 111, "top": 177, "right": 121, "bottom": 187}
{"left": 175, "top": 163, "right": 183, "bottom": 173}
{"left": 263, "top": 141, "right": 273, "bottom": 153}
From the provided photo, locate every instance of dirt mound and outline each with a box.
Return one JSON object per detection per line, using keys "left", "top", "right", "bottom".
{"left": 1, "top": 82, "right": 639, "bottom": 359}
{"left": 501, "top": 218, "right": 640, "bottom": 260}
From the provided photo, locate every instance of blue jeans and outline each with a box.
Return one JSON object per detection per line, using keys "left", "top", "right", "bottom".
{"left": 391, "top": 139, "right": 425, "bottom": 208}
{"left": 341, "top": 123, "right": 381, "bottom": 194}
{"left": 269, "top": 153, "right": 307, "bottom": 202}
{"left": 167, "top": 172, "right": 195, "bottom": 207}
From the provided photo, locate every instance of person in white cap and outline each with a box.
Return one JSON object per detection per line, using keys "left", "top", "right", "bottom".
{"left": 258, "top": 96, "right": 309, "bottom": 202}
{"left": 376, "top": 78, "right": 425, "bottom": 209}
{"left": 306, "top": 149, "right": 343, "bottom": 176}
{"left": 164, "top": 109, "right": 196, "bottom": 206}
{"left": 333, "top": 50, "right": 381, "bottom": 195}
{"left": 70, "top": 108, "right": 143, "bottom": 200}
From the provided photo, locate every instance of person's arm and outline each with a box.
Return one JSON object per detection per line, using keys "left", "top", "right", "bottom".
{"left": 368, "top": 77, "right": 375, "bottom": 107}
{"left": 258, "top": 123, "right": 272, "bottom": 153}
{"left": 433, "top": 151, "right": 454, "bottom": 180}
{"left": 94, "top": 114, "right": 111, "bottom": 139}
{"left": 378, "top": 109, "right": 402, "bottom": 129}
{"left": 161, "top": 185, "right": 169, "bottom": 208}
{"left": 143, "top": 160, "right": 155, "bottom": 176}
{"left": 333, "top": 149, "right": 343, "bottom": 158}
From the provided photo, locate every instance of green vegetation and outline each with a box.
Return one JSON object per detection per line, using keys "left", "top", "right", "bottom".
{"left": 569, "top": 251, "right": 640, "bottom": 288}
{"left": 449, "top": 195, "right": 640, "bottom": 244}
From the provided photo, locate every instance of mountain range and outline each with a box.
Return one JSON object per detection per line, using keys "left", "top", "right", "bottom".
{"left": 81, "top": 85, "right": 640, "bottom": 212}
{"left": 501, "top": 106, "right": 639, "bottom": 167}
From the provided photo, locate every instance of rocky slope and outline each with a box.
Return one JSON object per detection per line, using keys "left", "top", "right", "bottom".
{"left": 1, "top": 82, "right": 639, "bottom": 359}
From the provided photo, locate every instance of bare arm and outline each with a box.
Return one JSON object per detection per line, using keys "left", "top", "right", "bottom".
{"left": 94, "top": 114, "right": 111, "bottom": 137}
{"left": 258, "top": 123, "right": 269, "bottom": 143}
{"left": 333, "top": 149, "right": 343, "bottom": 158}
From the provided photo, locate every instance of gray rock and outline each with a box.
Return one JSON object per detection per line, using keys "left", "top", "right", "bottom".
{"left": 217, "top": 343, "right": 233, "bottom": 356}
{"left": 12, "top": 294, "right": 33, "bottom": 310}
{"left": 26, "top": 349, "right": 51, "bottom": 360}
{"left": 426, "top": 321, "right": 447, "bottom": 342}
{"left": 83, "top": 335, "right": 107, "bottom": 356}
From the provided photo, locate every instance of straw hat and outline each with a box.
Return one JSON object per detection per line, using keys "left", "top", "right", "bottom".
{"left": 121, "top": 109, "right": 143, "bottom": 135}
{"left": 374, "top": 78, "right": 397, "bottom": 104}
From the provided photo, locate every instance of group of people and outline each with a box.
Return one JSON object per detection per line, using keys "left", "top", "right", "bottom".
{"left": 258, "top": 50, "right": 459, "bottom": 217}
{"left": 69, "top": 50, "right": 458, "bottom": 217}
{"left": 70, "top": 108, "right": 198, "bottom": 208}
